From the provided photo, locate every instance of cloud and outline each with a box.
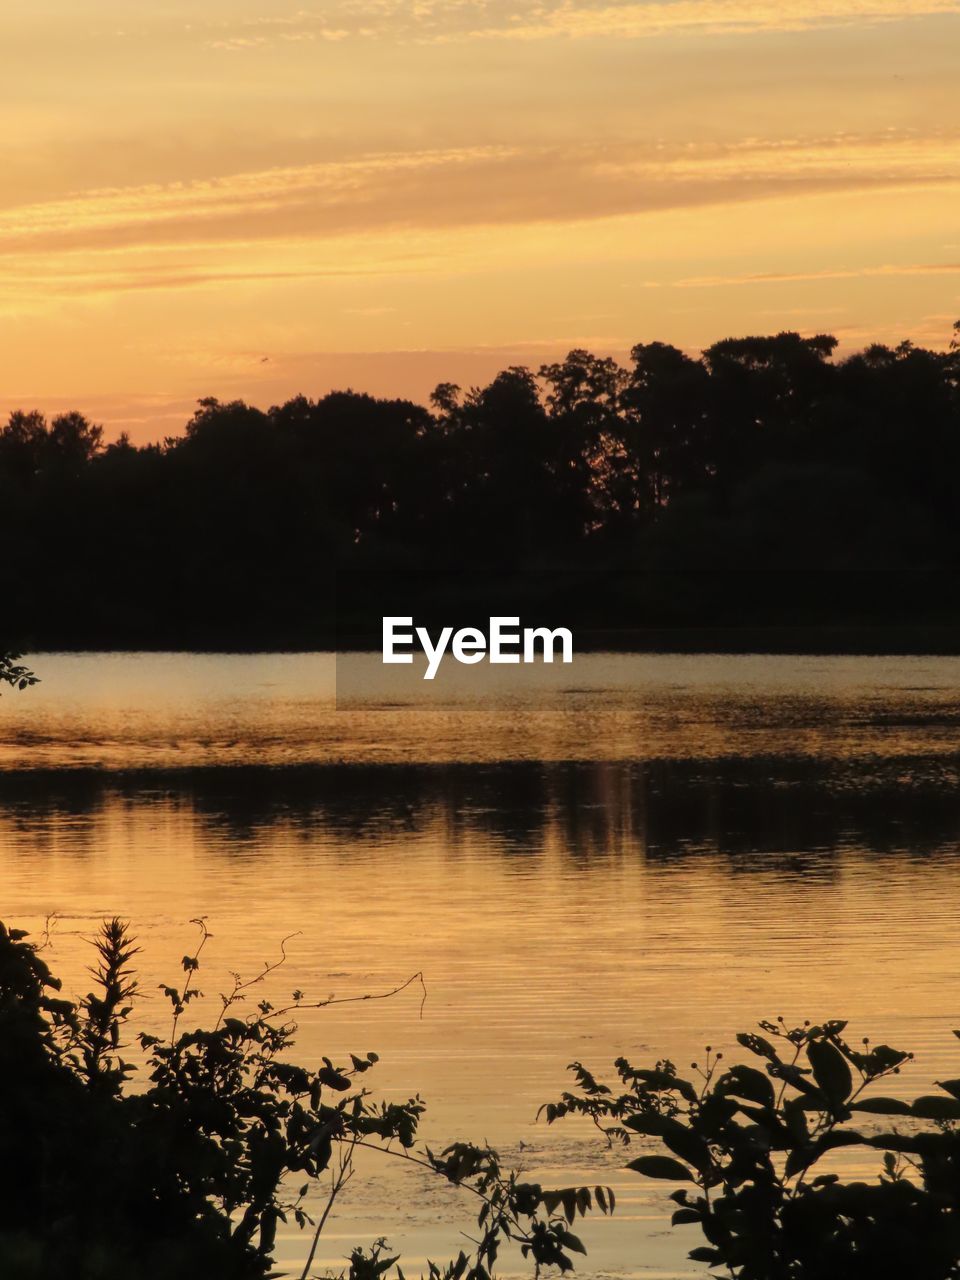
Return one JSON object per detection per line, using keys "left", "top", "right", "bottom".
{"left": 0, "top": 146, "right": 522, "bottom": 254}
{"left": 671, "top": 261, "right": 960, "bottom": 287}
{"left": 440, "top": 0, "right": 960, "bottom": 42}
{"left": 208, "top": 26, "right": 349, "bottom": 49}
{"left": 0, "top": 131, "right": 956, "bottom": 278}
{"left": 209, "top": 36, "right": 269, "bottom": 49}
{"left": 189, "top": 0, "right": 960, "bottom": 47}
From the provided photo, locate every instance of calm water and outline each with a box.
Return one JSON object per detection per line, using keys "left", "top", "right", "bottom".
{"left": 4, "top": 652, "right": 960, "bottom": 1278}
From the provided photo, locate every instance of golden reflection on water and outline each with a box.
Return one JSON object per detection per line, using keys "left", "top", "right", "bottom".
{"left": 5, "top": 650, "right": 960, "bottom": 768}
{"left": 3, "top": 653, "right": 960, "bottom": 1276}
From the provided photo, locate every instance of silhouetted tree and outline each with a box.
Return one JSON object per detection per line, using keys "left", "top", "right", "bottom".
{"left": 3, "top": 321, "right": 960, "bottom": 645}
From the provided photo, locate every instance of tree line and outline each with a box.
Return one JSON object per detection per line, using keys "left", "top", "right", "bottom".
{"left": 4, "top": 325, "right": 960, "bottom": 647}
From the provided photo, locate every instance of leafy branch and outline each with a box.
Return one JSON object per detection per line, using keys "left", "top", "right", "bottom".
{"left": 544, "top": 1017, "right": 960, "bottom": 1280}
{"left": 0, "top": 918, "right": 609, "bottom": 1280}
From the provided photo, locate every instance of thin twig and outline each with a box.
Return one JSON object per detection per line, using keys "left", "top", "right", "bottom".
{"left": 273, "top": 970, "right": 428, "bottom": 1021}
{"left": 300, "top": 1136, "right": 358, "bottom": 1280}
{"left": 170, "top": 917, "right": 210, "bottom": 1043}
{"left": 215, "top": 931, "right": 302, "bottom": 1031}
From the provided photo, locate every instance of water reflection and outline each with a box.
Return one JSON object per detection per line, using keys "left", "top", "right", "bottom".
{"left": 2, "top": 755, "right": 959, "bottom": 862}
{"left": 4, "top": 654, "right": 960, "bottom": 1276}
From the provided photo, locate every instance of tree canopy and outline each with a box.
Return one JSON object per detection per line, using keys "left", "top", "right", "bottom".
{"left": 4, "top": 325, "right": 960, "bottom": 646}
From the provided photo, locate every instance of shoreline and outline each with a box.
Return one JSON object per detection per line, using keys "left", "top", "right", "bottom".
{"left": 22, "top": 626, "right": 960, "bottom": 656}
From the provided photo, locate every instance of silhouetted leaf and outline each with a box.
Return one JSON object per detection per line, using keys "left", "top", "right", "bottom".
{"left": 850, "top": 1097, "right": 912, "bottom": 1116}
{"left": 807, "top": 1039, "right": 852, "bottom": 1104}
{"left": 671, "top": 1208, "right": 701, "bottom": 1225}
{"left": 911, "top": 1095, "right": 960, "bottom": 1121}
{"left": 736, "top": 1032, "right": 778, "bottom": 1061}
{"left": 688, "top": 1247, "right": 721, "bottom": 1263}
{"left": 719, "top": 1064, "right": 775, "bottom": 1108}
{"left": 627, "top": 1155, "right": 694, "bottom": 1182}
{"left": 558, "top": 1230, "right": 586, "bottom": 1254}
{"left": 624, "top": 1113, "right": 685, "bottom": 1138}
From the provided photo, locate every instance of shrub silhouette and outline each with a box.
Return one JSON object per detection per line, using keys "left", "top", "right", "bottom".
{"left": 7, "top": 915, "right": 960, "bottom": 1277}
{"left": 545, "top": 1017, "right": 960, "bottom": 1278}
{"left": 0, "top": 919, "right": 610, "bottom": 1280}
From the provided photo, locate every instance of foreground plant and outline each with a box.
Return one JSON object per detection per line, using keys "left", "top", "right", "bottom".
{"left": 0, "top": 919, "right": 609, "bottom": 1280}
{"left": 0, "top": 651, "right": 37, "bottom": 692}
{"left": 545, "top": 1017, "right": 960, "bottom": 1279}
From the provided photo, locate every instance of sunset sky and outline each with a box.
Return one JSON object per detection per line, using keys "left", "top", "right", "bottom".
{"left": 2, "top": 0, "right": 959, "bottom": 441}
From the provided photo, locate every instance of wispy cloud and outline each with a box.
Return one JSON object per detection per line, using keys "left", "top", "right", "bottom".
{"left": 441, "top": 0, "right": 960, "bottom": 42}
{"left": 0, "top": 146, "right": 520, "bottom": 253}
{"left": 672, "top": 261, "right": 960, "bottom": 287}
{"left": 195, "top": 0, "right": 960, "bottom": 47}
{"left": 0, "top": 132, "right": 956, "bottom": 285}
{"left": 209, "top": 27, "right": 349, "bottom": 49}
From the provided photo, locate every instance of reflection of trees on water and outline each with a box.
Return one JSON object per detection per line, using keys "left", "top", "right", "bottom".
{"left": 1, "top": 756, "right": 959, "bottom": 865}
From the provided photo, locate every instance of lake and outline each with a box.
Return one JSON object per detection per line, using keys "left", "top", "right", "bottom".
{"left": 3, "top": 651, "right": 960, "bottom": 1278}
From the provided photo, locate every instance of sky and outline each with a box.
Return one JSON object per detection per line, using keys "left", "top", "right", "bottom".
{"left": 1, "top": 0, "right": 959, "bottom": 441}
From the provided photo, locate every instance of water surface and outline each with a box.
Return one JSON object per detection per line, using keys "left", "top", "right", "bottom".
{"left": 3, "top": 652, "right": 960, "bottom": 1278}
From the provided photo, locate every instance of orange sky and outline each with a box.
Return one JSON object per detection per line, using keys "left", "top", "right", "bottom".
{"left": 1, "top": 0, "right": 959, "bottom": 441}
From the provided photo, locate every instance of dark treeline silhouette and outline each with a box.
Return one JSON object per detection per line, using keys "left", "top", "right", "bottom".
{"left": 5, "top": 325, "right": 960, "bottom": 647}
